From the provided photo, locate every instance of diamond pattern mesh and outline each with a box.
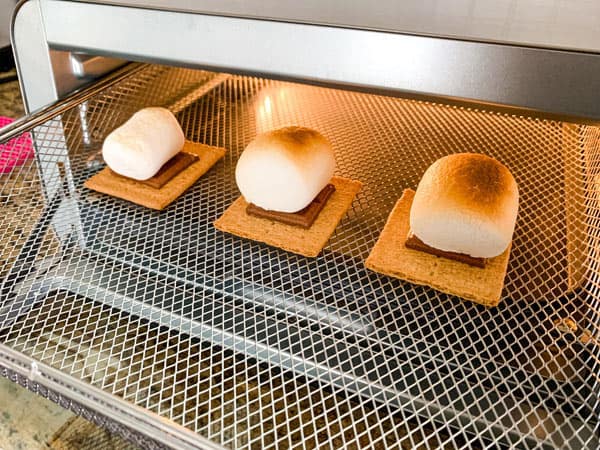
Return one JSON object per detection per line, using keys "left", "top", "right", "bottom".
{"left": 0, "top": 65, "right": 599, "bottom": 449}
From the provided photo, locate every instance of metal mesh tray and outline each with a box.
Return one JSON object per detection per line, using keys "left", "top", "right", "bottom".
{"left": 0, "top": 64, "right": 599, "bottom": 449}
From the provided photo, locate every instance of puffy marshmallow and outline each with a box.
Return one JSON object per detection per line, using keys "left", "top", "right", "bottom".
{"left": 102, "top": 107, "right": 185, "bottom": 180}
{"left": 235, "top": 127, "right": 336, "bottom": 213}
{"left": 409, "top": 153, "right": 519, "bottom": 258}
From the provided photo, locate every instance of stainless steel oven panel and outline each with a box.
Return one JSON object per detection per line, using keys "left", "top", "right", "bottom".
{"left": 11, "top": 0, "right": 600, "bottom": 120}
{"left": 70, "top": 0, "right": 600, "bottom": 53}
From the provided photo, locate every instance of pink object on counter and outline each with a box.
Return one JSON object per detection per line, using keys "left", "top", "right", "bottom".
{"left": 0, "top": 116, "right": 34, "bottom": 174}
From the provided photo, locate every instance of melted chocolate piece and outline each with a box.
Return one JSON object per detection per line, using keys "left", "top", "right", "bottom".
{"left": 109, "top": 152, "right": 198, "bottom": 189}
{"left": 405, "top": 233, "right": 487, "bottom": 268}
{"left": 246, "top": 184, "right": 336, "bottom": 229}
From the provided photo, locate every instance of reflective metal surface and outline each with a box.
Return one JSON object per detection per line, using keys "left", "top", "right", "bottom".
{"left": 67, "top": 53, "right": 126, "bottom": 82}
{"left": 11, "top": 0, "right": 57, "bottom": 112}
{"left": 0, "top": 65, "right": 599, "bottom": 449}
{"left": 69, "top": 0, "right": 600, "bottom": 53}
{"left": 12, "top": 0, "right": 600, "bottom": 120}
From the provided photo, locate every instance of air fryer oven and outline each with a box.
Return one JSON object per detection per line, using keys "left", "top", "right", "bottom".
{"left": 1, "top": 1, "right": 599, "bottom": 449}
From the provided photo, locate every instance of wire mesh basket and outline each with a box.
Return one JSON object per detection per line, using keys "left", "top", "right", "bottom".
{"left": 0, "top": 64, "right": 598, "bottom": 449}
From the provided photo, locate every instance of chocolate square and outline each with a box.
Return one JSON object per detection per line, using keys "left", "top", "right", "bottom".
{"left": 405, "top": 232, "right": 487, "bottom": 268}
{"left": 108, "top": 151, "right": 198, "bottom": 189}
{"left": 246, "top": 184, "right": 336, "bottom": 229}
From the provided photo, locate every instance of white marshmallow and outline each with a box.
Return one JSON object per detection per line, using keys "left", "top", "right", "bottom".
{"left": 410, "top": 153, "right": 519, "bottom": 258}
{"left": 102, "top": 107, "right": 185, "bottom": 180}
{"left": 235, "top": 127, "right": 335, "bottom": 213}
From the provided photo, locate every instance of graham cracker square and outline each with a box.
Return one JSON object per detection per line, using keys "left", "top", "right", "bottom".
{"left": 84, "top": 141, "right": 226, "bottom": 210}
{"left": 214, "top": 176, "right": 362, "bottom": 258}
{"left": 365, "top": 189, "right": 512, "bottom": 307}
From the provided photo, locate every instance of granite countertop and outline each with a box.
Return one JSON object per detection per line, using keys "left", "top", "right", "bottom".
{"left": 0, "top": 71, "right": 24, "bottom": 117}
